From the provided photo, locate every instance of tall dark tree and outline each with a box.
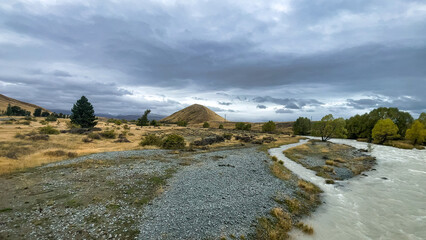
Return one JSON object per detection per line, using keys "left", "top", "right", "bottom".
{"left": 70, "top": 96, "right": 97, "bottom": 128}
{"left": 137, "top": 109, "right": 151, "bottom": 126}
{"left": 6, "top": 104, "right": 12, "bottom": 116}
{"left": 293, "top": 117, "right": 311, "bottom": 135}
{"left": 33, "top": 108, "right": 42, "bottom": 117}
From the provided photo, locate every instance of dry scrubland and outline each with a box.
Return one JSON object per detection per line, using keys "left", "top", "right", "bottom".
{"left": 0, "top": 117, "right": 294, "bottom": 175}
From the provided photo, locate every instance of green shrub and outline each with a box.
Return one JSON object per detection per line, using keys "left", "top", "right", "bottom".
{"left": 177, "top": 120, "right": 188, "bottom": 127}
{"left": 123, "top": 124, "right": 130, "bottom": 130}
{"left": 218, "top": 124, "right": 224, "bottom": 129}
{"left": 235, "top": 122, "right": 251, "bottom": 131}
{"left": 162, "top": 134, "right": 185, "bottom": 149}
{"left": 223, "top": 133, "right": 233, "bottom": 140}
{"left": 262, "top": 121, "right": 276, "bottom": 133}
{"left": 140, "top": 134, "right": 163, "bottom": 147}
{"left": 100, "top": 130, "right": 116, "bottom": 139}
{"left": 87, "top": 132, "right": 101, "bottom": 140}
{"left": 203, "top": 122, "right": 210, "bottom": 128}
{"left": 38, "top": 126, "right": 60, "bottom": 135}
{"left": 46, "top": 115, "right": 57, "bottom": 122}
{"left": 39, "top": 120, "right": 48, "bottom": 125}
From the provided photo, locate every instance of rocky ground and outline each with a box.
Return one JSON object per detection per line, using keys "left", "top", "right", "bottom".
{"left": 0, "top": 143, "right": 319, "bottom": 240}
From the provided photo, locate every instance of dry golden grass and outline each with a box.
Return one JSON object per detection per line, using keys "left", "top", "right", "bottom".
{"left": 270, "top": 162, "right": 291, "bottom": 180}
{"left": 298, "top": 179, "right": 322, "bottom": 194}
{"left": 295, "top": 222, "right": 314, "bottom": 235}
{"left": 0, "top": 117, "right": 299, "bottom": 175}
{"left": 0, "top": 117, "right": 179, "bottom": 174}
{"left": 256, "top": 207, "right": 293, "bottom": 240}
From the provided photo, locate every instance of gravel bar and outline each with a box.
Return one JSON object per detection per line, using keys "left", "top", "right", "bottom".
{"left": 138, "top": 147, "right": 296, "bottom": 239}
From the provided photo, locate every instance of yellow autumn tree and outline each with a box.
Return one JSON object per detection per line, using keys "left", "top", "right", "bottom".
{"left": 372, "top": 119, "right": 399, "bottom": 144}
{"left": 405, "top": 120, "right": 425, "bottom": 145}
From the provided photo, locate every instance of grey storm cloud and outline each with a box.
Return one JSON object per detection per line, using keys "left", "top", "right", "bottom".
{"left": 257, "top": 105, "right": 267, "bottom": 109}
{"left": 276, "top": 109, "right": 294, "bottom": 114}
{"left": 0, "top": 0, "right": 425, "bottom": 119}
{"left": 253, "top": 96, "right": 323, "bottom": 109}
{"left": 218, "top": 102, "right": 232, "bottom": 106}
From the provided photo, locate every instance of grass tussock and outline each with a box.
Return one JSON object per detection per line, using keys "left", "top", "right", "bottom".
{"left": 44, "top": 150, "right": 77, "bottom": 158}
{"left": 256, "top": 207, "right": 292, "bottom": 240}
{"left": 39, "top": 126, "right": 60, "bottom": 135}
{"left": 270, "top": 162, "right": 291, "bottom": 180}
{"left": 298, "top": 179, "right": 322, "bottom": 194}
{"left": 295, "top": 222, "right": 314, "bottom": 235}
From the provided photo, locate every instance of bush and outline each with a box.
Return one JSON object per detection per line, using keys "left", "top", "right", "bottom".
{"left": 203, "top": 122, "right": 210, "bottom": 128}
{"left": 218, "top": 124, "right": 224, "bottom": 129}
{"left": 100, "top": 130, "right": 116, "bottom": 139}
{"left": 177, "top": 120, "right": 188, "bottom": 127}
{"left": 87, "top": 132, "right": 101, "bottom": 140}
{"left": 150, "top": 120, "right": 159, "bottom": 126}
{"left": 235, "top": 122, "right": 251, "bottom": 131}
{"left": 39, "top": 120, "right": 48, "bottom": 125}
{"left": 162, "top": 134, "right": 185, "bottom": 149}
{"left": 262, "top": 121, "right": 276, "bottom": 133}
{"left": 45, "top": 115, "right": 57, "bottom": 122}
{"left": 140, "top": 134, "right": 163, "bottom": 147}
{"left": 223, "top": 133, "right": 233, "bottom": 140}
{"left": 123, "top": 124, "right": 130, "bottom": 130}
{"left": 39, "top": 126, "right": 60, "bottom": 135}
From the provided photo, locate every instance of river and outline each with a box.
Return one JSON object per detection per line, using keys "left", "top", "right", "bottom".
{"left": 269, "top": 138, "right": 426, "bottom": 240}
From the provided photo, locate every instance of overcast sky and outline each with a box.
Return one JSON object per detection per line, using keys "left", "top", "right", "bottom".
{"left": 1, "top": 0, "right": 425, "bottom": 121}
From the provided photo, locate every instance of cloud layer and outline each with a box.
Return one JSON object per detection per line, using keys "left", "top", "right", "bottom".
{"left": 0, "top": 0, "right": 425, "bottom": 121}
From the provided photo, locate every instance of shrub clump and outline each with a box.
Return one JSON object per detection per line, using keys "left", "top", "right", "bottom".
{"left": 45, "top": 115, "right": 57, "bottom": 122}
{"left": 140, "top": 134, "right": 163, "bottom": 147}
{"left": 223, "top": 133, "right": 233, "bottom": 140}
{"left": 218, "top": 124, "right": 224, "bottom": 129}
{"left": 262, "top": 121, "right": 276, "bottom": 133}
{"left": 235, "top": 122, "right": 251, "bottom": 131}
{"left": 39, "top": 126, "right": 60, "bottom": 135}
{"left": 176, "top": 120, "right": 187, "bottom": 127}
{"left": 87, "top": 132, "right": 101, "bottom": 140}
{"left": 162, "top": 134, "right": 186, "bottom": 149}
{"left": 100, "top": 130, "right": 116, "bottom": 139}
{"left": 203, "top": 122, "right": 210, "bottom": 128}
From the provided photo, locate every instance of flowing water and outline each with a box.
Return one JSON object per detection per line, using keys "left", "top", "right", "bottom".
{"left": 269, "top": 138, "right": 426, "bottom": 240}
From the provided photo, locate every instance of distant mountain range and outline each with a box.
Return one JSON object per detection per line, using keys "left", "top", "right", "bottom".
{"left": 49, "top": 109, "right": 166, "bottom": 121}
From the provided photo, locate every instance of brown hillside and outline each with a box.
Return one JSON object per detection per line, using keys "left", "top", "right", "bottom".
{"left": 161, "top": 104, "right": 225, "bottom": 124}
{"left": 0, "top": 94, "right": 49, "bottom": 114}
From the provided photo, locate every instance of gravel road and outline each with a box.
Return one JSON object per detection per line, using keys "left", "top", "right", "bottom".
{"left": 138, "top": 147, "right": 298, "bottom": 239}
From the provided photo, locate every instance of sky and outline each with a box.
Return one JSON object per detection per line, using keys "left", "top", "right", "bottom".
{"left": 0, "top": 0, "right": 425, "bottom": 121}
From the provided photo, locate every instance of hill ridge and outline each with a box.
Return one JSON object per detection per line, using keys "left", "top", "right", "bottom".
{"left": 161, "top": 104, "right": 225, "bottom": 124}
{"left": 0, "top": 94, "right": 49, "bottom": 114}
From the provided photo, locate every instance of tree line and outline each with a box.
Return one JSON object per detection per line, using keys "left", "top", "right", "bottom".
{"left": 293, "top": 107, "right": 425, "bottom": 145}
{"left": 1, "top": 104, "right": 69, "bottom": 119}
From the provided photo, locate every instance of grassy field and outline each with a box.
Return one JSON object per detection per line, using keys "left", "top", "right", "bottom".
{"left": 0, "top": 116, "right": 294, "bottom": 175}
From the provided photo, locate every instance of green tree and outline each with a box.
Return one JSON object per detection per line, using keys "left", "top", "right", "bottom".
{"left": 366, "top": 107, "right": 413, "bottom": 139}
{"left": 33, "top": 108, "right": 42, "bottom": 117}
{"left": 150, "top": 119, "right": 158, "bottom": 126}
{"left": 293, "top": 117, "right": 311, "bottom": 135}
{"left": 137, "top": 109, "right": 151, "bottom": 126}
{"left": 372, "top": 119, "right": 399, "bottom": 144}
{"left": 203, "top": 122, "right": 210, "bottom": 128}
{"left": 419, "top": 112, "right": 426, "bottom": 126}
{"left": 405, "top": 120, "right": 425, "bottom": 145}
{"left": 218, "top": 124, "right": 224, "bottom": 129}
{"left": 346, "top": 114, "right": 370, "bottom": 139}
{"left": 41, "top": 111, "right": 50, "bottom": 117}
{"left": 262, "top": 120, "right": 276, "bottom": 133}
{"left": 312, "top": 114, "right": 347, "bottom": 141}
{"left": 6, "top": 104, "right": 12, "bottom": 116}
{"left": 70, "top": 96, "right": 97, "bottom": 128}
